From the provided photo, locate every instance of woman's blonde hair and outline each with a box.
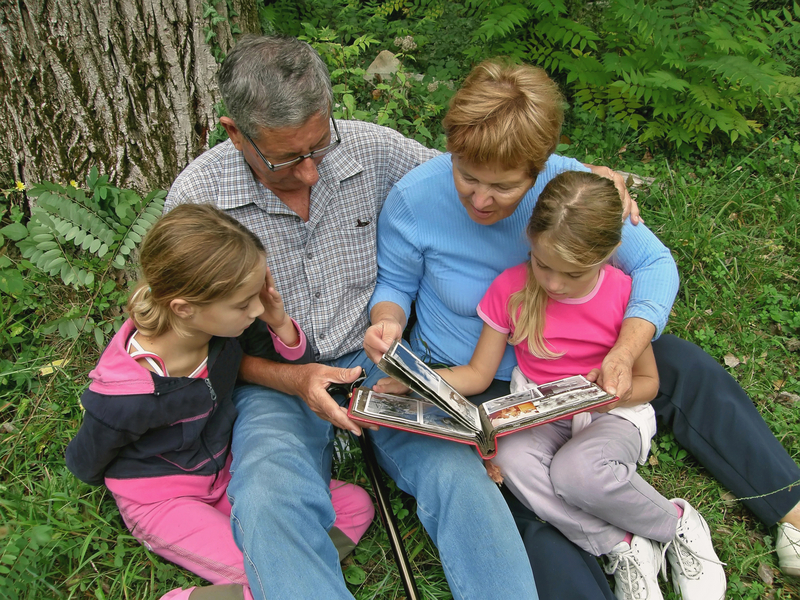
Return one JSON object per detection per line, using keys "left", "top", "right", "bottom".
{"left": 443, "top": 59, "right": 564, "bottom": 177}
{"left": 127, "top": 203, "right": 266, "bottom": 337}
{"left": 508, "top": 171, "right": 623, "bottom": 358}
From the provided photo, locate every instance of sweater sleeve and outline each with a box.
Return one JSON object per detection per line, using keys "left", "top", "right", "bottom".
{"left": 238, "top": 319, "right": 315, "bottom": 364}
{"left": 368, "top": 185, "right": 424, "bottom": 320}
{"left": 612, "top": 219, "right": 679, "bottom": 338}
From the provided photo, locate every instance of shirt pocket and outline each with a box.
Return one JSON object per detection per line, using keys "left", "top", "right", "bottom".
{"left": 323, "top": 203, "right": 377, "bottom": 291}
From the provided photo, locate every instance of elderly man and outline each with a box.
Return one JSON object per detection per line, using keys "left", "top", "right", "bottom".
{"left": 165, "top": 35, "right": 539, "bottom": 600}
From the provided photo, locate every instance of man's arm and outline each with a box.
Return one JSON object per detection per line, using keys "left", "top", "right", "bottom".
{"left": 238, "top": 355, "right": 366, "bottom": 435}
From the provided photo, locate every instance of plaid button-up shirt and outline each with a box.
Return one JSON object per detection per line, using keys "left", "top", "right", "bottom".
{"left": 165, "top": 119, "right": 438, "bottom": 361}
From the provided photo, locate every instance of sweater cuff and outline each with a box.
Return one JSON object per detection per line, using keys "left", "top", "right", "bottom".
{"left": 367, "top": 286, "right": 413, "bottom": 321}
{"left": 268, "top": 318, "right": 308, "bottom": 361}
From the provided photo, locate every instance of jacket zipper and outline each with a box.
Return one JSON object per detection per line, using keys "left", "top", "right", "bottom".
{"left": 202, "top": 377, "right": 223, "bottom": 483}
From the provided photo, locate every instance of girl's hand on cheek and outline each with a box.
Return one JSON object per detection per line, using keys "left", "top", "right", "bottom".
{"left": 258, "top": 268, "right": 289, "bottom": 329}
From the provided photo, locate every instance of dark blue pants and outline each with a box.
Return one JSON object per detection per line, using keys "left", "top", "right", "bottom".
{"left": 652, "top": 334, "right": 800, "bottom": 525}
{"left": 473, "top": 334, "right": 800, "bottom": 597}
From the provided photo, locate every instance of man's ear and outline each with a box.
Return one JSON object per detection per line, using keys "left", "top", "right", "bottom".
{"left": 170, "top": 298, "right": 195, "bottom": 321}
{"left": 220, "top": 117, "right": 245, "bottom": 152}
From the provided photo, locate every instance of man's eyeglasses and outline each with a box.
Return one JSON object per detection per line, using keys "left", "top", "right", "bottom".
{"left": 244, "top": 117, "right": 341, "bottom": 172}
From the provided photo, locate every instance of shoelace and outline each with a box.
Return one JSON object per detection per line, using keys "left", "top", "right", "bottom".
{"left": 604, "top": 550, "right": 661, "bottom": 600}
{"left": 661, "top": 534, "right": 726, "bottom": 581}
{"left": 781, "top": 525, "right": 800, "bottom": 550}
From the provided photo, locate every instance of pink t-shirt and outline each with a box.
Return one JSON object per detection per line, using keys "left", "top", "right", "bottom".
{"left": 478, "top": 263, "right": 631, "bottom": 384}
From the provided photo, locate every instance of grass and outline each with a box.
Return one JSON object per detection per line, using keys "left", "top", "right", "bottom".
{"left": 1, "top": 127, "right": 799, "bottom": 598}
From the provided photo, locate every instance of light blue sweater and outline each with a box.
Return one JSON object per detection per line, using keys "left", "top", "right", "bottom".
{"left": 369, "top": 153, "right": 679, "bottom": 380}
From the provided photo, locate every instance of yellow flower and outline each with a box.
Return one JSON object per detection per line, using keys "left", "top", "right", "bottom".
{"left": 15, "top": 181, "right": 25, "bottom": 191}
{"left": 69, "top": 180, "right": 78, "bottom": 189}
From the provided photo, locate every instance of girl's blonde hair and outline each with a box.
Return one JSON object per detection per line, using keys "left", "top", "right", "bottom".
{"left": 127, "top": 203, "right": 265, "bottom": 337}
{"left": 443, "top": 59, "right": 564, "bottom": 177}
{"left": 508, "top": 171, "right": 623, "bottom": 358}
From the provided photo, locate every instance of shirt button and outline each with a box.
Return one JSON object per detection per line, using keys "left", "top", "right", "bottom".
{"left": 307, "top": 253, "right": 312, "bottom": 259}
{"left": 315, "top": 291, "right": 321, "bottom": 298}
{"left": 319, "top": 333, "right": 325, "bottom": 340}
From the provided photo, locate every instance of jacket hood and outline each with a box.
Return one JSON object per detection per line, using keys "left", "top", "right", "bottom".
{"left": 88, "top": 319, "right": 156, "bottom": 396}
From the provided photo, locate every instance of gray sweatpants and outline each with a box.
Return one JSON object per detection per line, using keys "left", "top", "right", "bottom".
{"left": 494, "top": 412, "right": 679, "bottom": 556}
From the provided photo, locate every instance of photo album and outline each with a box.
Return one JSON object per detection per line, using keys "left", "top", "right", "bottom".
{"left": 348, "top": 340, "right": 617, "bottom": 458}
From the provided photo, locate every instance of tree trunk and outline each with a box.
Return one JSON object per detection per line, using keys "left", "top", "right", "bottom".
{"left": 0, "top": 0, "right": 259, "bottom": 193}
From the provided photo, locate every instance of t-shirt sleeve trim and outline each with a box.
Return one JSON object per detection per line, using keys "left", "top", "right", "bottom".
{"left": 477, "top": 305, "right": 511, "bottom": 334}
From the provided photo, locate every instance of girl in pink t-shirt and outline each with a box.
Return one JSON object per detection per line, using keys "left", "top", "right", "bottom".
{"left": 430, "top": 172, "right": 724, "bottom": 600}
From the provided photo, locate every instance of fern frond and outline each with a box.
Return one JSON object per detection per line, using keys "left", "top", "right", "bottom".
{"left": 474, "top": 3, "right": 532, "bottom": 41}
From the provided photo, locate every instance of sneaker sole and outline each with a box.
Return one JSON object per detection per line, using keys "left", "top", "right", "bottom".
{"left": 780, "top": 565, "right": 800, "bottom": 578}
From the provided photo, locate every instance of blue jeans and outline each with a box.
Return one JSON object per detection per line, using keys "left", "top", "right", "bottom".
{"left": 226, "top": 349, "right": 538, "bottom": 600}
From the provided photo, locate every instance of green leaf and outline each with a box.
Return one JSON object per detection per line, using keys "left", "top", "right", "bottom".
{"left": 87, "top": 166, "right": 99, "bottom": 188}
{"left": 343, "top": 564, "right": 366, "bottom": 584}
{"left": 0, "top": 223, "right": 29, "bottom": 241}
{"left": 0, "top": 269, "right": 25, "bottom": 295}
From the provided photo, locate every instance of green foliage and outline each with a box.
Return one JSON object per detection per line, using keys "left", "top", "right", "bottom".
{"left": 0, "top": 170, "right": 163, "bottom": 360}
{"left": 203, "top": 0, "right": 242, "bottom": 62}
{"left": 0, "top": 523, "right": 56, "bottom": 599}
{"left": 464, "top": 0, "right": 800, "bottom": 149}
{"left": 295, "top": 21, "right": 454, "bottom": 149}
{"left": 18, "top": 168, "right": 164, "bottom": 287}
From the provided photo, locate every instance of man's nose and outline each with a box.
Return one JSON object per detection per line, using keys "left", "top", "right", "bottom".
{"left": 294, "top": 156, "right": 320, "bottom": 186}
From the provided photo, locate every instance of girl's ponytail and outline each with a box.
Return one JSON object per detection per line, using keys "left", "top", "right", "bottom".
{"left": 127, "top": 282, "right": 174, "bottom": 338}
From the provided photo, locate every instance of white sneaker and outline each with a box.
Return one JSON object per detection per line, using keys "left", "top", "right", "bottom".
{"left": 776, "top": 522, "right": 800, "bottom": 576}
{"left": 664, "top": 499, "right": 726, "bottom": 600}
{"left": 604, "top": 536, "right": 665, "bottom": 600}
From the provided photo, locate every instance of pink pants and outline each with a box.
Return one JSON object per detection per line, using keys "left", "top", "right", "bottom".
{"left": 110, "top": 461, "right": 374, "bottom": 600}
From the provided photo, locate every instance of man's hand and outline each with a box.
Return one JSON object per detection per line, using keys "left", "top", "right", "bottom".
{"left": 585, "top": 164, "right": 641, "bottom": 225}
{"left": 363, "top": 317, "right": 404, "bottom": 364}
{"left": 294, "top": 364, "right": 374, "bottom": 435}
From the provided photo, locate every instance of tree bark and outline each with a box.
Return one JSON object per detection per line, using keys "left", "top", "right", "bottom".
{"left": 0, "top": 0, "right": 259, "bottom": 192}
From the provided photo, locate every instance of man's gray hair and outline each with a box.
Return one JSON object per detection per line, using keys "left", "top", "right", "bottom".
{"left": 218, "top": 35, "right": 333, "bottom": 138}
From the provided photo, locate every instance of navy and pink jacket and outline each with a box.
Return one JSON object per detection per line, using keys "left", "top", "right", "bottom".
{"left": 66, "top": 316, "right": 313, "bottom": 488}
{"left": 65, "top": 319, "right": 243, "bottom": 486}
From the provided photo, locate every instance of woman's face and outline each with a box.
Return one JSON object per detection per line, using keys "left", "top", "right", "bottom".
{"left": 451, "top": 155, "right": 535, "bottom": 226}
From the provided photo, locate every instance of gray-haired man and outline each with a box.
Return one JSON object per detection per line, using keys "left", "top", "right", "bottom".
{"left": 166, "top": 35, "right": 540, "bottom": 600}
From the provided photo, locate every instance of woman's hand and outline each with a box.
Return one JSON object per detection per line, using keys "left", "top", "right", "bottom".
{"left": 585, "top": 164, "right": 641, "bottom": 225}
{"left": 586, "top": 367, "right": 620, "bottom": 412}
{"left": 363, "top": 317, "right": 404, "bottom": 364}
